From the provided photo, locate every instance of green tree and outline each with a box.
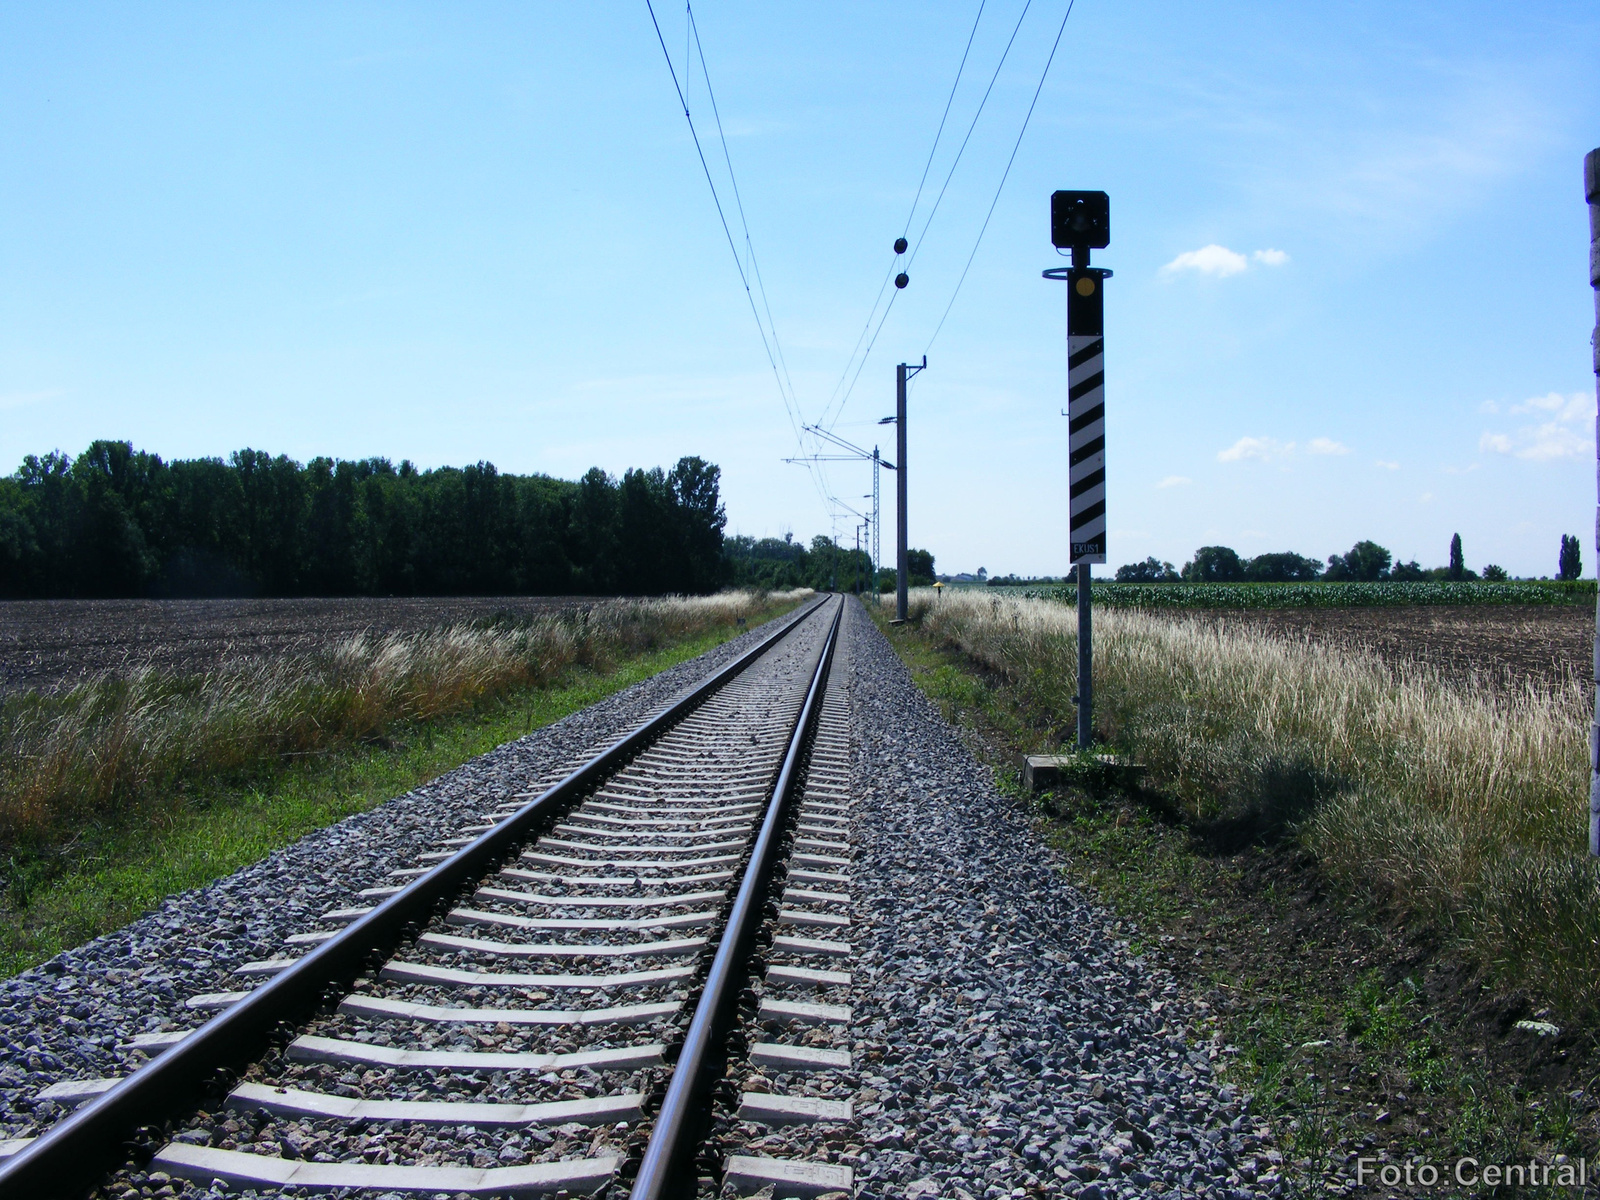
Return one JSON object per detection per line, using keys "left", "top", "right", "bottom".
{"left": 0, "top": 477, "right": 37, "bottom": 591}
{"left": 233, "top": 448, "right": 309, "bottom": 593}
{"left": 0, "top": 442, "right": 729, "bottom": 600}
{"left": 723, "top": 534, "right": 809, "bottom": 590}
{"left": 616, "top": 467, "right": 674, "bottom": 594}
{"left": 1115, "top": 557, "right": 1179, "bottom": 582}
{"left": 12, "top": 452, "right": 75, "bottom": 595}
{"left": 161, "top": 456, "right": 249, "bottom": 596}
{"left": 907, "top": 548, "right": 935, "bottom": 586}
{"left": 1325, "top": 540, "right": 1392, "bottom": 582}
{"left": 1448, "top": 533, "right": 1464, "bottom": 581}
{"left": 512, "top": 473, "right": 576, "bottom": 594}
{"left": 303, "top": 457, "right": 362, "bottom": 595}
{"left": 1242, "top": 551, "right": 1321, "bottom": 582}
{"left": 568, "top": 467, "right": 620, "bottom": 594}
{"left": 1559, "top": 534, "right": 1582, "bottom": 581}
{"left": 1181, "top": 546, "right": 1244, "bottom": 582}
{"left": 668, "top": 456, "right": 727, "bottom": 592}
{"left": 68, "top": 440, "right": 163, "bottom": 596}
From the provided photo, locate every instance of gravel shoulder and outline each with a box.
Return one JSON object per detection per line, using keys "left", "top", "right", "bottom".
{"left": 843, "top": 601, "right": 1255, "bottom": 1200}
{"left": 0, "top": 605, "right": 811, "bottom": 1148}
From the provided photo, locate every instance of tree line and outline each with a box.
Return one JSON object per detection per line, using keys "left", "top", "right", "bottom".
{"left": 721, "top": 534, "right": 933, "bottom": 593}
{"left": 1116, "top": 531, "right": 1582, "bottom": 584}
{"left": 0, "top": 440, "right": 729, "bottom": 598}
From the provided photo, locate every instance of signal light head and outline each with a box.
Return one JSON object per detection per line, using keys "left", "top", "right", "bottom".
{"left": 1051, "top": 190, "right": 1110, "bottom": 250}
{"left": 893, "top": 237, "right": 908, "bottom": 254}
{"left": 895, "top": 272, "right": 909, "bottom": 289}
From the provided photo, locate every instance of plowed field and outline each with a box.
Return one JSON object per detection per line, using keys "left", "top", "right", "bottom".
{"left": 1185, "top": 603, "right": 1592, "bottom": 690}
{"left": 0, "top": 596, "right": 598, "bottom": 694}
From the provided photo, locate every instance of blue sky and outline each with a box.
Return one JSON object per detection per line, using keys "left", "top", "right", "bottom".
{"left": 2, "top": 2, "right": 1597, "bottom": 578}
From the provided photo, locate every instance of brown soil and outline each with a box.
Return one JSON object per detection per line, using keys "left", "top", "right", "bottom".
{"left": 0, "top": 596, "right": 601, "bottom": 695}
{"left": 1181, "top": 605, "right": 1593, "bottom": 691}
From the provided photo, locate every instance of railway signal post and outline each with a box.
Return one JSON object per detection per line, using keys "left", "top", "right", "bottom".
{"left": 891, "top": 357, "right": 927, "bottom": 623}
{"left": 1586, "top": 148, "right": 1599, "bottom": 855}
{"left": 1045, "top": 190, "right": 1111, "bottom": 751}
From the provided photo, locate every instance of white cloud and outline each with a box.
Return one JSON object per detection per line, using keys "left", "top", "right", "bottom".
{"left": 1516, "top": 424, "right": 1588, "bottom": 461}
{"left": 1480, "top": 392, "right": 1593, "bottom": 461}
{"left": 1478, "top": 399, "right": 1500, "bottom": 414}
{"left": 1161, "top": 245, "right": 1290, "bottom": 278}
{"left": 1511, "top": 391, "right": 1589, "bottom": 420}
{"left": 1419, "top": 492, "right": 1435, "bottom": 503}
{"left": 1156, "top": 475, "right": 1192, "bottom": 488}
{"left": 1374, "top": 460, "right": 1400, "bottom": 470}
{"left": 1162, "top": 244, "right": 1249, "bottom": 277}
{"left": 1218, "top": 436, "right": 1294, "bottom": 462}
{"left": 1307, "top": 437, "right": 1350, "bottom": 455}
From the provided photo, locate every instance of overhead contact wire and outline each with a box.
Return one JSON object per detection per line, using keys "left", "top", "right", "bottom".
{"left": 815, "top": 0, "right": 986, "bottom": 432}
{"left": 684, "top": 3, "right": 832, "bottom": 509}
{"left": 901, "top": 0, "right": 988, "bottom": 241}
{"left": 689, "top": 4, "right": 802, "bottom": 424}
{"left": 644, "top": 1, "right": 804, "bottom": 443}
{"left": 925, "top": 0, "right": 1076, "bottom": 354}
{"left": 824, "top": 0, "right": 1026, "bottom": 432}
{"left": 816, "top": 258, "right": 899, "bottom": 431}
{"left": 645, "top": 1, "right": 830, "bottom": 509}
{"left": 902, "top": 0, "right": 1032, "bottom": 278}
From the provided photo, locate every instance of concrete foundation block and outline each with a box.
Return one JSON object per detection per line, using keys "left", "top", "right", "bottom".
{"left": 1022, "top": 753, "right": 1144, "bottom": 792}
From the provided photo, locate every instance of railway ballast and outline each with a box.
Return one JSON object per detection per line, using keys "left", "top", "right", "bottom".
{"left": 0, "top": 596, "right": 1259, "bottom": 1199}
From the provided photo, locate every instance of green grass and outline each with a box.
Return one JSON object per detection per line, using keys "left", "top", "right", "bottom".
{"left": 892, "top": 586, "right": 1600, "bottom": 1015}
{"left": 0, "top": 619, "right": 764, "bottom": 977}
{"left": 1013, "top": 579, "right": 1594, "bottom": 608}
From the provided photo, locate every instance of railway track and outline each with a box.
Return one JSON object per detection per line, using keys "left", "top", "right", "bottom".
{"left": 0, "top": 593, "right": 860, "bottom": 1199}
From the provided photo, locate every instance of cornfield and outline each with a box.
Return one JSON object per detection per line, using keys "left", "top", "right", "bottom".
{"left": 1015, "top": 580, "right": 1592, "bottom": 608}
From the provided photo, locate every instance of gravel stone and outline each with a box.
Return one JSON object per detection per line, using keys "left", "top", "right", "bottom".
{"left": 838, "top": 602, "right": 1262, "bottom": 1199}
{"left": 0, "top": 598, "right": 1266, "bottom": 1199}
{"left": 0, "top": 607, "right": 813, "bottom": 1148}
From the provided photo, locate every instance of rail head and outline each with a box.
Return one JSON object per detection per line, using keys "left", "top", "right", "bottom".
{"left": 0, "top": 593, "right": 831, "bottom": 1200}
{"left": 629, "top": 594, "right": 845, "bottom": 1199}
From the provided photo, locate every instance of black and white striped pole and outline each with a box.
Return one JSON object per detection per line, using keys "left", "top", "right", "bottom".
{"left": 1585, "top": 147, "right": 1599, "bottom": 855}
{"left": 1046, "top": 190, "right": 1111, "bottom": 752}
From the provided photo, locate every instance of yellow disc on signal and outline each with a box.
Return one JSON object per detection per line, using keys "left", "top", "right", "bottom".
{"left": 1075, "top": 276, "right": 1096, "bottom": 296}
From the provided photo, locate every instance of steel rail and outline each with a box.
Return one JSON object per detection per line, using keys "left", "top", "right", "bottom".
{"left": 0, "top": 594, "right": 830, "bottom": 1200}
{"left": 630, "top": 594, "right": 844, "bottom": 1198}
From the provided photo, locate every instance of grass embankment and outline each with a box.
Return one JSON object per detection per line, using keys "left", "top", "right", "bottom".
{"left": 0, "top": 590, "right": 810, "bottom": 976}
{"left": 1010, "top": 580, "right": 1595, "bottom": 608}
{"left": 906, "top": 588, "right": 1596, "bottom": 1008}
{"left": 874, "top": 590, "right": 1598, "bottom": 1193}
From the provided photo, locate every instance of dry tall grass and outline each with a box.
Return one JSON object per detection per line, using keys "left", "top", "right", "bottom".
{"left": 895, "top": 588, "right": 1600, "bottom": 1012}
{"left": 0, "top": 590, "right": 810, "bottom": 850}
